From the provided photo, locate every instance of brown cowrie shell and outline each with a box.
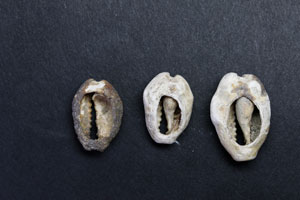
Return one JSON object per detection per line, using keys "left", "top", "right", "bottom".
{"left": 210, "top": 73, "right": 271, "bottom": 161}
{"left": 72, "top": 79, "right": 123, "bottom": 151}
{"left": 143, "top": 72, "right": 194, "bottom": 144}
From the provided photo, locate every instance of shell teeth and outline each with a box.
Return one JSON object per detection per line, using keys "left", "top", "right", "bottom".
{"left": 157, "top": 104, "right": 162, "bottom": 128}
{"left": 87, "top": 97, "right": 93, "bottom": 129}
{"left": 228, "top": 107, "right": 237, "bottom": 139}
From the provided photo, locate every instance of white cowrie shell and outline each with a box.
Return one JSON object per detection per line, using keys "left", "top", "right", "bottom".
{"left": 210, "top": 73, "right": 271, "bottom": 161}
{"left": 143, "top": 72, "right": 194, "bottom": 144}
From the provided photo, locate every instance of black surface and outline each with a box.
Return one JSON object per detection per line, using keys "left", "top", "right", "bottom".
{"left": 1, "top": 0, "right": 300, "bottom": 199}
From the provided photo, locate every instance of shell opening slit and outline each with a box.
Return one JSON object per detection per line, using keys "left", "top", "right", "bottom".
{"left": 228, "top": 97, "right": 262, "bottom": 146}
{"left": 157, "top": 96, "right": 181, "bottom": 135}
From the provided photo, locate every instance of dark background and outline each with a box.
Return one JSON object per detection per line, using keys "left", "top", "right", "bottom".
{"left": 1, "top": 0, "right": 300, "bottom": 199}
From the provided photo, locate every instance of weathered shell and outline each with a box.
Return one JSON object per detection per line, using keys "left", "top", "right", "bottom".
{"left": 143, "top": 72, "right": 194, "bottom": 144}
{"left": 72, "top": 79, "right": 123, "bottom": 151}
{"left": 210, "top": 73, "right": 271, "bottom": 161}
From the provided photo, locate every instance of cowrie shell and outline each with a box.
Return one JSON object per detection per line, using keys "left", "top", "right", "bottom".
{"left": 143, "top": 72, "right": 194, "bottom": 144}
{"left": 72, "top": 79, "right": 123, "bottom": 151}
{"left": 210, "top": 73, "right": 271, "bottom": 161}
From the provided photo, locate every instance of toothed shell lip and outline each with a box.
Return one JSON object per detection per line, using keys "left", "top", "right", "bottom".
{"left": 210, "top": 72, "right": 271, "bottom": 161}
{"left": 143, "top": 72, "right": 194, "bottom": 144}
{"left": 72, "top": 79, "right": 123, "bottom": 151}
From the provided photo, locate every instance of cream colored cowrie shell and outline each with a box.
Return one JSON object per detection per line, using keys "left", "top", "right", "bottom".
{"left": 72, "top": 79, "right": 123, "bottom": 151}
{"left": 210, "top": 73, "right": 271, "bottom": 161}
{"left": 143, "top": 72, "right": 194, "bottom": 144}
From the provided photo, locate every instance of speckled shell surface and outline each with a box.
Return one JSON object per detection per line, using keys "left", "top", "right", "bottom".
{"left": 72, "top": 79, "right": 123, "bottom": 151}
{"left": 210, "top": 73, "right": 271, "bottom": 161}
{"left": 143, "top": 72, "right": 194, "bottom": 144}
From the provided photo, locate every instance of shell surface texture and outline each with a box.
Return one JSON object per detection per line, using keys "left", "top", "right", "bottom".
{"left": 143, "top": 72, "right": 194, "bottom": 144}
{"left": 72, "top": 79, "right": 123, "bottom": 151}
{"left": 210, "top": 73, "right": 271, "bottom": 161}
